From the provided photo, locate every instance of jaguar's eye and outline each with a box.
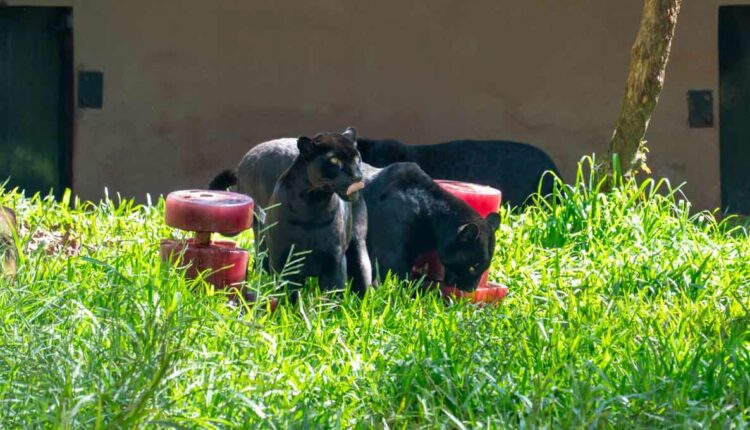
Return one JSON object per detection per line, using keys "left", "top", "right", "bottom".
{"left": 468, "top": 265, "right": 478, "bottom": 274}
{"left": 329, "top": 157, "right": 341, "bottom": 166}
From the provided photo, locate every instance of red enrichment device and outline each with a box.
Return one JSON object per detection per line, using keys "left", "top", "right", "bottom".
{"left": 160, "top": 190, "right": 275, "bottom": 309}
{"left": 412, "top": 180, "right": 508, "bottom": 304}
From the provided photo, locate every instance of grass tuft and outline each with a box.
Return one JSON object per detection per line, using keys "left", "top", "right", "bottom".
{"left": 1, "top": 158, "right": 749, "bottom": 428}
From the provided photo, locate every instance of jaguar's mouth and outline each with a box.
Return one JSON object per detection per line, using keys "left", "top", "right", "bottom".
{"left": 444, "top": 272, "right": 481, "bottom": 292}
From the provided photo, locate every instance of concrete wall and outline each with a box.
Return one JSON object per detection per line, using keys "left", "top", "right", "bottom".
{"left": 6, "top": 0, "right": 747, "bottom": 209}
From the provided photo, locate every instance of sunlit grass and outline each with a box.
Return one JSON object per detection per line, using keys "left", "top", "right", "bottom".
{"left": 1, "top": 158, "right": 749, "bottom": 428}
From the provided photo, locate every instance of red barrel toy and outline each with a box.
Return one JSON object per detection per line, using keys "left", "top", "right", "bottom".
{"left": 412, "top": 180, "right": 508, "bottom": 304}
{"left": 160, "top": 190, "right": 254, "bottom": 293}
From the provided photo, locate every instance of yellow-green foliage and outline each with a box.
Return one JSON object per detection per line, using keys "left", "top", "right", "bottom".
{"left": 1, "top": 159, "right": 749, "bottom": 428}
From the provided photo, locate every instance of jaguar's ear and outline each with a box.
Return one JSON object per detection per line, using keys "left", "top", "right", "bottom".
{"left": 342, "top": 127, "right": 358, "bottom": 146}
{"left": 485, "top": 213, "right": 501, "bottom": 232}
{"left": 297, "top": 136, "right": 316, "bottom": 156}
{"left": 456, "top": 223, "right": 479, "bottom": 242}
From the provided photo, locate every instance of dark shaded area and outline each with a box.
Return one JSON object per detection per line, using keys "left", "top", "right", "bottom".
{"left": 78, "top": 71, "right": 103, "bottom": 109}
{"left": 719, "top": 6, "right": 750, "bottom": 214}
{"left": 687, "top": 90, "right": 714, "bottom": 128}
{"left": 0, "top": 6, "right": 73, "bottom": 197}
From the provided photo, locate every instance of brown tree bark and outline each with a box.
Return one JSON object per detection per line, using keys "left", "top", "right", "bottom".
{"left": 604, "top": 0, "right": 683, "bottom": 180}
{"left": 0, "top": 207, "right": 17, "bottom": 277}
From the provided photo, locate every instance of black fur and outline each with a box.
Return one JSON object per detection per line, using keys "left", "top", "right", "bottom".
{"left": 208, "top": 169, "right": 238, "bottom": 191}
{"left": 357, "top": 138, "right": 560, "bottom": 207}
{"left": 262, "top": 128, "right": 371, "bottom": 294}
{"left": 363, "top": 162, "right": 500, "bottom": 291}
{"left": 220, "top": 138, "right": 499, "bottom": 292}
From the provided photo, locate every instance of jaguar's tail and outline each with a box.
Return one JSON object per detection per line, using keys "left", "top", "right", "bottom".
{"left": 208, "top": 169, "right": 238, "bottom": 190}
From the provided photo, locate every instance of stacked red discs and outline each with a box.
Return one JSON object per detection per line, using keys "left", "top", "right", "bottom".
{"left": 412, "top": 180, "right": 508, "bottom": 304}
{"left": 159, "top": 190, "right": 253, "bottom": 292}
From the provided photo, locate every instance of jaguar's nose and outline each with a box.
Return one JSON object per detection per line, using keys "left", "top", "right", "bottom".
{"left": 351, "top": 168, "right": 363, "bottom": 183}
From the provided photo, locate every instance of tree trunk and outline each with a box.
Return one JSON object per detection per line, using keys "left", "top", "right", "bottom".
{"left": 0, "top": 207, "right": 17, "bottom": 277}
{"left": 604, "top": 0, "right": 683, "bottom": 179}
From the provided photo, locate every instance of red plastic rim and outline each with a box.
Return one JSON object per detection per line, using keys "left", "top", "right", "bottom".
{"left": 440, "top": 282, "right": 509, "bottom": 305}
{"left": 165, "top": 189, "right": 254, "bottom": 234}
{"left": 160, "top": 238, "right": 249, "bottom": 289}
{"left": 435, "top": 179, "right": 502, "bottom": 217}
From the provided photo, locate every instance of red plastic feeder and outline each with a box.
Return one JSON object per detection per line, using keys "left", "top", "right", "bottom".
{"left": 412, "top": 180, "right": 508, "bottom": 304}
{"left": 440, "top": 282, "right": 509, "bottom": 306}
{"left": 159, "top": 190, "right": 262, "bottom": 301}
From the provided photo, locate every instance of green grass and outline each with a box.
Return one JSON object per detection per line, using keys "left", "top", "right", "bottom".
{"left": 1, "top": 159, "right": 749, "bottom": 429}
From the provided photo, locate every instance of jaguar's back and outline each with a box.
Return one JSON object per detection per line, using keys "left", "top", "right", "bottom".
{"left": 358, "top": 138, "right": 560, "bottom": 207}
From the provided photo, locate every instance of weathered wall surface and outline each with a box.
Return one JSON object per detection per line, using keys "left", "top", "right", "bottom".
{"left": 6, "top": 0, "right": 745, "bottom": 209}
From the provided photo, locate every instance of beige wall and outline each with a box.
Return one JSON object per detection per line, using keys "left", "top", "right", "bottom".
{"left": 7, "top": 0, "right": 748, "bottom": 209}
